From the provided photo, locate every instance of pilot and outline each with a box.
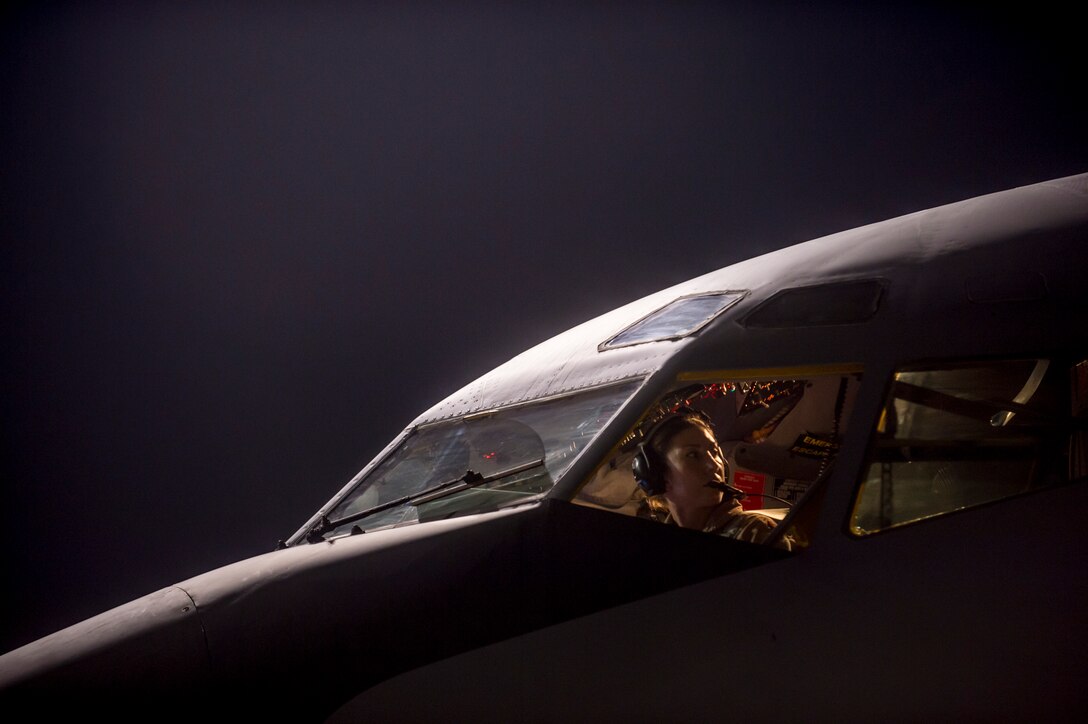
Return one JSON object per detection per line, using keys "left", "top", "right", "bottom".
{"left": 633, "top": 413, "right": 783, "bottom": 545}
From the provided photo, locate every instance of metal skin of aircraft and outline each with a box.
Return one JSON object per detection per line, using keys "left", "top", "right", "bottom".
{"left": 2, "top": 174, "right": 1086, "bottom": 721}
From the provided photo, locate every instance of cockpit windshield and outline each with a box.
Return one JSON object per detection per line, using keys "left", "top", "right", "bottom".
{"left": 308, "top": 380, "right": 641, "bottom": 540}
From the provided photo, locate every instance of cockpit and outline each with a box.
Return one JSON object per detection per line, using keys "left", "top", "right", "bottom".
{"left": 299, "top": 349, "right": 1085, "bottom": 551}
{"left": 300, "top": 366, "right": 864, "bottom": 547}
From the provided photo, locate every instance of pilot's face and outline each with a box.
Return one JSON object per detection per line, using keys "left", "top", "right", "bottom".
{"left": 662, "top": 424, "right": 725, "bottom": 509}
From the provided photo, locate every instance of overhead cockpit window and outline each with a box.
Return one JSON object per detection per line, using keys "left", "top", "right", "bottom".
{"left": 741, "top": 279, "right": 885, "bottom": 328}
{"left": 599, "top": 292, "right": 745, "bottom": 350}
{"left": 574, "top": 367, "right": 862, "bottom": 550}
{"left": 305, "top": 380, "right": 640, "bottom": 541}
{"left": 850, "top": 357, "right": 1088, "bottom": 535}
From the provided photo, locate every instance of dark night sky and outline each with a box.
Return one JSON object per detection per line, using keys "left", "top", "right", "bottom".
{"left": 2, "top": 2, "right": 1085, "bottom": 653}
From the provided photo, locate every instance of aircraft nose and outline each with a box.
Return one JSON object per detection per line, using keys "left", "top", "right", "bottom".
{"left": 0, "top": 585, "right": 208, "bottom": 695}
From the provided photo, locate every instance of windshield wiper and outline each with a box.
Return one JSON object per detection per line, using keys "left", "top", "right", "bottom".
{"left": 305, "top": 457, "right": 545, "bottom": 543}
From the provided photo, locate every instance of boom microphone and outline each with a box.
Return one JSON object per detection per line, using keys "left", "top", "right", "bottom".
{"left": 707, "top": 480, "right": 794, "bottom": 508}
{"left": 705, "top": 480, "right": 746, "bottom": 498}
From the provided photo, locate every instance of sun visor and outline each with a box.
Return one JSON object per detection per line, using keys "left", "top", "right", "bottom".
{"left": 599, "top": 291, "right": 746, "bottom": 351}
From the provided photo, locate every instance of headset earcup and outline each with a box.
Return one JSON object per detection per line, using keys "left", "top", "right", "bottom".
{"left": 632, "top": 445, "right": 664, "bottom": 495}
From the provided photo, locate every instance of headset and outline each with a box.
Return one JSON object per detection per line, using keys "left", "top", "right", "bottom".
{"left": 632, "top": 409, "right": 721, "bottom": 495}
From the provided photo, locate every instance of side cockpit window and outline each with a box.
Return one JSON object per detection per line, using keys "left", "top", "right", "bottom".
{"left": 850, "top": 357, "right": 1088, "bottom": 535}
{"left": 574, "top": 368, "right": 863, "bottom": 550}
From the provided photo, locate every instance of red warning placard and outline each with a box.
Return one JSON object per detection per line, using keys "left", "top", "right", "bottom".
{"left": 733, "top": 470, "right": 766, "bottom": 510}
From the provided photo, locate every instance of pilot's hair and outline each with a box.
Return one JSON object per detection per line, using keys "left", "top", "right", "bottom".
{"left": 633, "top": 411, "right": 722, "bottom": 495}
{"left": 647, "top": 413, "right": 713, "bottom": 456}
